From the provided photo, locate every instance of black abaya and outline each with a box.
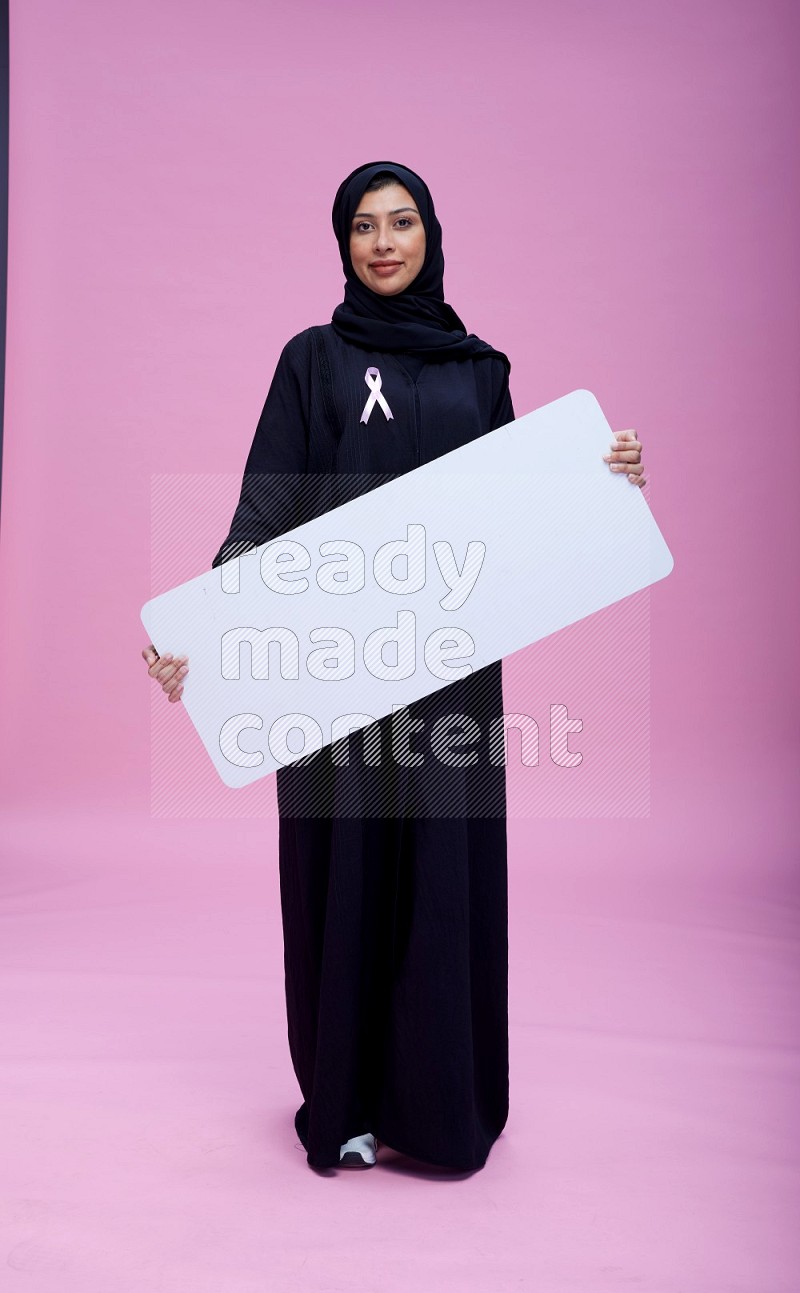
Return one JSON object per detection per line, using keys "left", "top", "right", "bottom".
{"left": 212, "top": 325, "right": 515, "bottom": 1170}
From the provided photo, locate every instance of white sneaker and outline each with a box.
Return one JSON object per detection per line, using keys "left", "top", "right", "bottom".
{"left": 338, "top": 1131, "right": 378, "bottom": 1168}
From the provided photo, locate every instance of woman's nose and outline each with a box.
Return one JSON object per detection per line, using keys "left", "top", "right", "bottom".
{"left": 374, "top": 226, "right": 394, "bottom": 252}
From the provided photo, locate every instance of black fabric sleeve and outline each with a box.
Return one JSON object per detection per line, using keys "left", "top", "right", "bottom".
{"left": 489, "top": 355, "right": 515, "bottom": 432}
{"left": 210, "top": 333, "right": 312, "bottom": 569}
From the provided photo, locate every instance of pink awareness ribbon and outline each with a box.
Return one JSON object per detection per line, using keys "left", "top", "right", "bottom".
{"left": 359, "top": 367, "right": 394, "bottom": 424}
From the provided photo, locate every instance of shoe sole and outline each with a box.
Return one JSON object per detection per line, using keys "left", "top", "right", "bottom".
{"left": 338, "top": 1151, "right": 376, "bottom": 1168}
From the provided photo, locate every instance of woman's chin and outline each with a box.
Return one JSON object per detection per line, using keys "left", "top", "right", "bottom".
{"left": 368, "top": 277, "right": 406, "bottom": 296}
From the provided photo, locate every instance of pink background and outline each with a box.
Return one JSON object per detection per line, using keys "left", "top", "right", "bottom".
{"left": 1, "top": 0, "right": 798, "bottom": 1289}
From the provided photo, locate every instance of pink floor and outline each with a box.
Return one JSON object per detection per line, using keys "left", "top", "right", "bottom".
{"left": 1, "top": 760, "right": 797, "bottom": 1292}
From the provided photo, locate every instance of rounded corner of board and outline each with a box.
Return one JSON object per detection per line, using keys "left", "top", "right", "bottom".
{"left": 568, "top": 388, "right": 600, "bottom": 411}
{"left": 215, "top": 764, "right": 257, "bottom": 790}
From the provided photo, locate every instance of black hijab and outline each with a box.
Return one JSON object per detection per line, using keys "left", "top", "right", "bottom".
{"left": 330, "top": 160, "right": 511, "bottom": 374}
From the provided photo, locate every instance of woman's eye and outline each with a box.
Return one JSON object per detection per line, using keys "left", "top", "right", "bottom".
{"left": 353, "top": 218, "right": 414, "bottom": 233}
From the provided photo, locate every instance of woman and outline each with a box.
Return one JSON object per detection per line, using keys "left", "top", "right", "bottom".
{"left": 143, "top": 160, "right": 646, "bottom": 1173}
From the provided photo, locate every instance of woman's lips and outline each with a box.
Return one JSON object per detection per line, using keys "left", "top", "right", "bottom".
{"left": 371, "top": 263, "right": 402, "bottom": 275}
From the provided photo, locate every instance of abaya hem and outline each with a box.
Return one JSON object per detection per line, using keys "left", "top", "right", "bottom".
{"left": 296, "top": 1112, "right": 509, "bottom": 1173}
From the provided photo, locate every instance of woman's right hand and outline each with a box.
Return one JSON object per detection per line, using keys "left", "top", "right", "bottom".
{"left": 142, "top": 644, "right": 189, "bottom": 704}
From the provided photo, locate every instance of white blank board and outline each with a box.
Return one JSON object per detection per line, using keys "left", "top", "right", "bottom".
{"left": 141, "top": 389, "right": 674, "bottom": 787}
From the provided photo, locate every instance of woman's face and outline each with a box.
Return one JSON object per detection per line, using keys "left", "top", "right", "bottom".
{"left": 348, "top": 182, "right": 426, "bottom": 296}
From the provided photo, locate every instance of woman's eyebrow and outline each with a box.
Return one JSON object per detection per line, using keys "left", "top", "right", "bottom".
{"left": 352, "top": 207, "right": 419, "bottom": 219}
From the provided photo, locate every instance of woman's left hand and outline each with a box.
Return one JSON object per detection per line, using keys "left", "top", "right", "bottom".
{"left": 603, "top": 430, "right": 646, "bottom": 487}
